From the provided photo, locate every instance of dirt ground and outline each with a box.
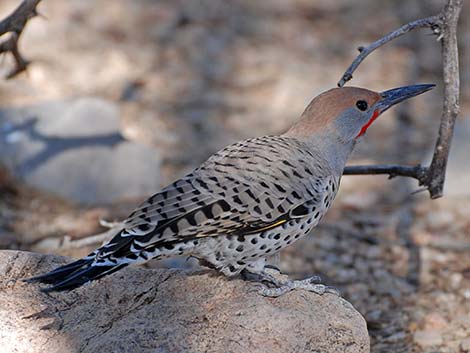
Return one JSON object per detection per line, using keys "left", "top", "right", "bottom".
{"left": 0, "top": 1, "right": 469, "bottom": 352}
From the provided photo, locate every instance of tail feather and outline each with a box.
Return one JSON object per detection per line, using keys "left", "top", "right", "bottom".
{"left": 24, "top": 258, "right": 92, "bottom": 285}
{"left": 24, "top": 256, "right": 128, "bottom": 292}
{"left": 41, "top": 263, "right": 128, "bottom": 292}
{"left": 25, "top": 229, "right": 153, "bottom": 292}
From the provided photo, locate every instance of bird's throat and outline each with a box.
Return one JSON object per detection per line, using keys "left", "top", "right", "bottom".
{"left": 356, "top": 110, "right": 380, "bottom": 138}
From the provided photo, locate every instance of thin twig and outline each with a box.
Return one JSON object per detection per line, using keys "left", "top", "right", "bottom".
{"left": 32, "top": 226, "right": 122, "bottom": 253}
{"left": 337, "top": 15, "right": 441, "bottom": 88}
{"left": 0, "top": 0, "right": 42, "bottom": 78}
{"left": 340, "top": 0, "right": 462, "bottom": 199}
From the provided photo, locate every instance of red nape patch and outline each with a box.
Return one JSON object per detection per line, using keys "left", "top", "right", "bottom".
{"left": 356, "top": 110, "right": 380, "bottom": 138}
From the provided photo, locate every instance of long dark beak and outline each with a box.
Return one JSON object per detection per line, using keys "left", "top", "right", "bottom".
{"left": 376, "top": 84, "right": 435, "bottom": 114}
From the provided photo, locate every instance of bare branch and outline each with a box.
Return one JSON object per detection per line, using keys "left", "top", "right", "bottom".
{"left": 423, "top": 0, "right": 462, "bottom": 198}
{"left": 0, "top": 0, "right": 42, "bottom": 78}
{"left": 337, "top": 15, "right": 441, "bottom": 88}
{"left": 340, "top": 0, "right": 463, "bottom": 199}
{"left": 343, "top": 164, "right": 427, "bottom": 182}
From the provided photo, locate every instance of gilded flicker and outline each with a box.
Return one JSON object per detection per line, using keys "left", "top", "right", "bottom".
{"left": 26, "top": 84, "right": 434, "bottom": 296}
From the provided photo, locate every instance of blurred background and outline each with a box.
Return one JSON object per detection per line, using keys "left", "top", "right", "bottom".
{"left": 0, "top": 0, "right": 469, "bottom": 352}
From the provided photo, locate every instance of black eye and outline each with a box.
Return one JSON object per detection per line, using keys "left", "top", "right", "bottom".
{"left": 356, "top": 100, "right": 368, "bottom": 111}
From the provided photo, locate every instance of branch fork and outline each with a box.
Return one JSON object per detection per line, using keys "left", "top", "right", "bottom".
{"left": 339, "top": 0, "right": 463, "bottom": 199}
{"left": 0, "top": 0, "right": 42, "bottom": 78}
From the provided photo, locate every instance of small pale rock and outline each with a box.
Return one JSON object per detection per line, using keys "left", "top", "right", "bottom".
{"left": 413, "top": 330, "right": 443, "bottom": 348}
{"left": 422, "top": 312, "right": 448, "bottom": 331}
{"left": 449, "top": 272, "right": 463, "bottom": 289}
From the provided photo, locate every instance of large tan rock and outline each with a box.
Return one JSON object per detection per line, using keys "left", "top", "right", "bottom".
{"left": 0, "top": 250, "right": 370, "bottom": 353}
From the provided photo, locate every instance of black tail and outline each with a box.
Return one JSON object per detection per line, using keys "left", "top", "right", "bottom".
{"left": 24, "top": 258, "right": 128, "bottom": 292}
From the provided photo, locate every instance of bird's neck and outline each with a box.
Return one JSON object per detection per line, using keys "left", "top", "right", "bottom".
{"left": 286, "top": 132, "right": 355, "bottom": 176}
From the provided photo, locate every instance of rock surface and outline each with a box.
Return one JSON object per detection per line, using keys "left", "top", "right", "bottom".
{"left": 0, "top": 98, "right": 160, "bottom": 204}
{"left": 0, "top": 250, "right": 370, "bottom": 353}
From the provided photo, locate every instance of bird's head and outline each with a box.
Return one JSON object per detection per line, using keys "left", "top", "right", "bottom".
{"left": 286, "top": 84, "right": 435, "bottom": 143}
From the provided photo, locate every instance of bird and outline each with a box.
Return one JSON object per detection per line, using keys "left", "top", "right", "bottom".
{"left": 25, "top": 83, "right": 434, "bottom": 296}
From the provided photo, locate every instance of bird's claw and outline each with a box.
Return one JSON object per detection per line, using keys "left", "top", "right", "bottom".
{"left": 249, "top": 282, "right": 266, "bottom": 294}
{"left": 264, "top": 264, "right": 282, "bottom": 274}
{"left": 241, "top": 269, "right": 284, "bottom": 287}
{"left": 257, "top": 275, "right": 339, "bottom": 298}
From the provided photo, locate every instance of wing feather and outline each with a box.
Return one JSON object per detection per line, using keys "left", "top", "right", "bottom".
{"left": 96, "top": 136, "right": 334, "bottom": 261}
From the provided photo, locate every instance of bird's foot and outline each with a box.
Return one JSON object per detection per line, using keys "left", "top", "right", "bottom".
{"left": 241, "top": 268, "right": 284, "bottom": 287}
{"left": 258, "top": 275, "right": 340, "bottom": 298}
{"left": 264, "top": 264, "right": 282, "bottom": 273}
{"left": 242, "top": 268, "right": 339, "bottom": 298}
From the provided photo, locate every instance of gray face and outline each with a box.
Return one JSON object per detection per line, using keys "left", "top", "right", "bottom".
{"left": 334, "top": 107, "right": 374, "bottom": 142}
{"left": 333, "top": 83, "right": 436, "bottom": 143}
